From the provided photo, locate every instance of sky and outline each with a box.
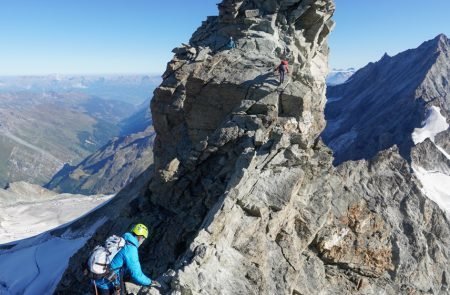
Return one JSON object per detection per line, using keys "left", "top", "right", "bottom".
{"left": 0, "top": 0, "right": 449, "bottom": 75}
{"left": 330, "top": 0, "right": 450, "bottom": 70}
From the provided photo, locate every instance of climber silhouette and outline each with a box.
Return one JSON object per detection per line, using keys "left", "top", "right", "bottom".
{"left": 275, "top": 60, "right": 289, "bottom": 85}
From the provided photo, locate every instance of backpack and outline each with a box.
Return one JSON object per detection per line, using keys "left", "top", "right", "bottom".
{"left": 87, "top": 235, "right": 126, "bottom": 278}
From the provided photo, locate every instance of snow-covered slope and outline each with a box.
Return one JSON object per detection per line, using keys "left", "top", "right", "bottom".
{"left": 412, "top": 106, "right": 449, "bottom": 144}
{"left": 0, "top": 219, "right": 106, "bottom": 295}
{"left": 412, "top": 135, "right": 450, "bottom": 215}
{"left": 0, "top": 182, "right": 113, "bottom": 244}
{"left": 413, "top": 166, "right": 450, "bottom": 215}
{"left": 410, "top": 105, "right": 449, "bottom": 215}
{"left": 0, "top": 165, "right": 150, "bottom": 295}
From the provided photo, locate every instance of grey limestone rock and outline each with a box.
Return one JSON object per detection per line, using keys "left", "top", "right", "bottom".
{"left": 56, "top": 2, "right": 450, "bottom": 295}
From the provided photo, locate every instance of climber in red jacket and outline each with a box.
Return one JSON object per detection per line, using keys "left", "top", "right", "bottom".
{"left": 275, "top": 60, "right": 289, "bottom": 85}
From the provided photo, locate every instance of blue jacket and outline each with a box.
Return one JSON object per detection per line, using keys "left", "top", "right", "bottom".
{"left": 95, "top": 233, "right": 152, "bottom": 290}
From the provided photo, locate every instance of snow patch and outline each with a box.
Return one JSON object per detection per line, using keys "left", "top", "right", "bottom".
{"left": 0, "top": 194, "right": 114, "bottom": 244}
{"left": 412, "top": 106, "right": 449, "bottom": 144}
{"left": 413, "top": 166, "right": 450, "bottom": 215}
{"left": 0, "top": 218, "right": 106, "bottom": 295}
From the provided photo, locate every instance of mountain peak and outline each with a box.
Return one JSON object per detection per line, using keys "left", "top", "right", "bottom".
{"left": 380, "top": 52, "right": 391, "bottom": 62}
{"left": 423, "top": 33, "right": 450, "bottom": 53}
{"left": 435, "top": 33, "right": 450, "bottom": 50}
{"left": 435, "top": 33, "right": 448, "bottom": 43}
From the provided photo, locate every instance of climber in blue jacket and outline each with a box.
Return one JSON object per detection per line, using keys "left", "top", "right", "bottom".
{"left": 94, "top": 224, "right": 160, "bottom": 294}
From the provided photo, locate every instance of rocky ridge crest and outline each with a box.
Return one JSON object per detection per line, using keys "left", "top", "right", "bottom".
{"left": 57, "top": 2, "right": 450, "bottom": 294}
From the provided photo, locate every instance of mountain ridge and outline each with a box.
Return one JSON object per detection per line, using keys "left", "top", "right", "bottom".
{"left": 46, "top": 126, "right": 155, "bottom": 195}
{"left": 323, "top": 34, "right": 450, "bottom": 164}
{"left": 35, "top": 4, "right": 450, "bottom": 295}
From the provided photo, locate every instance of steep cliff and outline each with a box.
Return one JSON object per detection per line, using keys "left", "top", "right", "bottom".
{"left": 56, "top": 1, "right": 450, "bottom": 295}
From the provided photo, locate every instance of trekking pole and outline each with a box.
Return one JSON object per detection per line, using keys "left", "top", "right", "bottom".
{"left": 92, "top": 280, "right": 99, "bottom": 295}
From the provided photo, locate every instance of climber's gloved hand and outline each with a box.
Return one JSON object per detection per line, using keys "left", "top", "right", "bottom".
{"left": 151, "top": 280, "right": 161, "bottom": 288}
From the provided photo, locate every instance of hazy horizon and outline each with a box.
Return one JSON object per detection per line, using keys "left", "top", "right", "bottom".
{"left": 0, "top": 72, "right": 162, "bottom": 77}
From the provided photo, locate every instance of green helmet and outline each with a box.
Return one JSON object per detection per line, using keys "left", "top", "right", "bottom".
{"left": 131, "top": 223, "right": 148, "bottom": 239}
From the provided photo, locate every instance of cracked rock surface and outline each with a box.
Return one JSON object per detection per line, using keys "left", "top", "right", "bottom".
{"left": 57, "top": 1, "right": 450, "bottom": 294}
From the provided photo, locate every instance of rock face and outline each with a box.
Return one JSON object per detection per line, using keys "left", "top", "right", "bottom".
{"left": 46, "top": 127, "right": 155, "bottom": 195}
{"left": 323, "top": 34, "right": 450, "bottom": 165}
{"left": 436, "top": 129, "right": 450, "bottom": 154}
{"left": 56, "top": 2, "right": 450, "bottom": 295}
{"left": 146, "top": 1, "right": 335, "bottom": 292}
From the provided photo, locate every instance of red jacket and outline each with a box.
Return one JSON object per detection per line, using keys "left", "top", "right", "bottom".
{"left": 277, "top": 61, "right": 289, "bottom": 73}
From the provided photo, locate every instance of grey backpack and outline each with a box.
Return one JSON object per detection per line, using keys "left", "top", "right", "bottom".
{"left": 87, "top": 235, "right": 126, "bottom": 276}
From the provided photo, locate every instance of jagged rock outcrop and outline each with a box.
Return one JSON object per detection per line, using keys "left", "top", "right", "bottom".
{"left": 56, "top": 2, "right": 450, "bottom": 295}
{"left": 412, "top": 137, "right": 450, "bottom": 173}
{"left": 314, "top": 148, "right": 450, "bottom": 294}
{"left": 145, "top": 1, "right": 335, "bottom": 292}
{"left": 46, "top": 127, "right": 155, "bottom": 195}
{"left": 323, "top": 34, "right": 450, "bottom": 165}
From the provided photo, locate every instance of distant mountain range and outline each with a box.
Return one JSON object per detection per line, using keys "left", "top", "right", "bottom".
{"left": 119, "top": 97, "right": 152, "bottom": 136}
{"left": 322, "top": 34, "right": 450, "bottom": 215}
{"left": 0, "top": 75, "right": 158, "bottom": 187}
{"left": 326, "top": 68, "right": 356, "bottom": 86}
{"left": 323, "top": 34, "right": 450, "bottom": 165}
{"left": 0, "top": 74, "right": 161, "bottom": 105}
{"left": 46, "top": 126, "right": 155, "bottom": 195}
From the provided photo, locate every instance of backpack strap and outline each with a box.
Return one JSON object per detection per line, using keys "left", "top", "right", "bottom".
{"left": 126, "top": 239, "right": 138, "bottom": 248}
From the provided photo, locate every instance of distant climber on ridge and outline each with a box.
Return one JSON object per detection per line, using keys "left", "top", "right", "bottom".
{"left": 90, "top": 223, "right": 160, "bottom": 294}
{"left": 275, "top": 60, "right": 289, "bottom": 85}
{"left": 226, "top": 36, "right": 236, "bottom": 49}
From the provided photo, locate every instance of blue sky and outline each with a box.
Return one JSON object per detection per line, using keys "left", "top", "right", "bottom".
{"left": 0, "top": 0, "right": 449, "bottom": 75}
{"left": 331, "top": 0, "right": 450, "bottom": 70}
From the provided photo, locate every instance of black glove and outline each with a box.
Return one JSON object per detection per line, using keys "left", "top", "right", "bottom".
{"left": 151, "top": 280, "right": 161, "bottom": 288}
